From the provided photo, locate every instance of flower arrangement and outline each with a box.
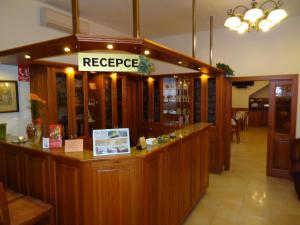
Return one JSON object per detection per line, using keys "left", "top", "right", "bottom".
{"left": 216, "top": 62, "right": 235, "bottom": 77}
{"left": 29, "top": 93, "right": 46, "bottom": 122}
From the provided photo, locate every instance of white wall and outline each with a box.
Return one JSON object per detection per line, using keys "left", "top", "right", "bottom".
{"left": 0, "top": 0, "right": 129, "bottom": 51}
{"left": 154, "top": 16, "right": 300, "bottom": 137}
{"left": 232, "top": 81, "right": 269, "bottom": 108}
{"left": 0, "top": 0, "right": 129, "bottom": 136}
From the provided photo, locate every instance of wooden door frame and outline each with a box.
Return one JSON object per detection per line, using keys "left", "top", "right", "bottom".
{"left": 230, "top": 74, "right": 298, "bottom": 178}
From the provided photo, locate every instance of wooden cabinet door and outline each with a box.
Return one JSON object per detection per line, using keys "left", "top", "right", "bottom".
{"left": 2, "top": 145, "right": 22, "bottom": 192}
{"left": 267, "top": 80, "right": 297, "bottom": 179}
{"left": 87, "top": 158, "right": 141, "bottom": 225}
{"left": 202, "top": 129, "right": 210, "bottom": 189}
{"left": 179, "top": 138, "right": 192, "bottom": 220}
{"left": 143, "top": 153, "right": 163, "bottom": 225}
{"left": 54, "top": 159, "right": 82, "bottom": 225}
{"left": 24, "top": 152, "right": 50, "bottom": 201}
{"left": 52, "top": 68, "right": 73, "bottom": 139}
{"left": 52, "top": 68, "right": 87, "bottom": 139}
{"left": 191, "top": 133, "right": 202, "bottom": 204}
{"left": 72, "top": 73, "right": 88, "bottom": 138}
{"left": 126, "top": 79, "right": 140, "bottom": 145}
{"left": 162, "top": 143, "right": 179, "bottom": 225}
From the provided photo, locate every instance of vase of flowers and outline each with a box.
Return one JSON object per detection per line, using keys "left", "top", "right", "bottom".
{"left": 27, "top": 93, "right": 46, "bottom": 143}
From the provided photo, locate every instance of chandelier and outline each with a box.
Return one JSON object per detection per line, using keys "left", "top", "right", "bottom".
{"left": 224, "top": 0, "right": 288, "bottom": 33}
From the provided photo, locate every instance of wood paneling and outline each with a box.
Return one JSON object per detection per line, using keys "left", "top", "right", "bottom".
{"left": 3, "top": 147, "right": 22, "bottom": 192}
{"left": 191, "top": 134, "right": 202, "bottom": 203}
{"left": 87, "top": 159, "right": 141, "bottom": 225}
{"left": 54, "top": 160, "right": 81, "bottom": 225}
{"left": 127, "top": 79, "right": 140, "bottom": 145}
{"left": 248, "top": 111, "right": 268, "bottom": 126}
{"left": 143, "top": 153, "right": 163, "bottom": 225}
{"left": 24, "top": 153, "right": 50, "bottom": 201}
{"left": 179, "top": 138, "right": 192, "bottom": 220}
{"left": 162, "top": 143, "right": 179, "bottom": 225}
{"left": 0, "top": 123, "right": 210, "bottom": 225}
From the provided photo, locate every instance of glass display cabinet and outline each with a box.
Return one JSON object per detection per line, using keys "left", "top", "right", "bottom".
{"left": 162, "top": 77, "right": 191, "bottom": 125}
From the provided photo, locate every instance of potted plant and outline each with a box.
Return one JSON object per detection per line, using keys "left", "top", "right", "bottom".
{"left": 216, "top": 62, "right": 235, "bottom": 78}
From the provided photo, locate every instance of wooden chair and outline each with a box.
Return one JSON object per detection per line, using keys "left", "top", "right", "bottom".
{"left": 242, "top": 111, "right": 249, "bottom": 131}
{"left": 5, "top": 190, "right": 23, "bottom": 204}
{"left": 0, "top": 182, "right": 54, "bottom": 225}
{"left": 231, "top": 118, "right": 241, "bottom": 144}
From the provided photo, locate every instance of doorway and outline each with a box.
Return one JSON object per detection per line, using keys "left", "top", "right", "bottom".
{"left": 231, "top": 75, "right": 298, "bottom": 179}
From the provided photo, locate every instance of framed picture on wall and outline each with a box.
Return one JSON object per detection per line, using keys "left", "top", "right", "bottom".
{"left": 0, "top": 80, "right": 19, "bottom": 113}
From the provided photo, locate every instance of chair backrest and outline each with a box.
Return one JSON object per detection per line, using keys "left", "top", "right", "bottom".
{"left": 235, "top": 119, "right": 242, "bottom": 130}
{"left": 0, "top": 182, "right": 10, "bottom": 225}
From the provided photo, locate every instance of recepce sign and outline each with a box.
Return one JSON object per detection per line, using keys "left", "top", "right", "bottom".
{"left": 78, "top": 53, "right": 140, "bottom": 72}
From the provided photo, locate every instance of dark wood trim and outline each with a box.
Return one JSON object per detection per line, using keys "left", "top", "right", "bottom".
{"left": 0, "top": 34, "right": 222, "bottom": 75}
{"left": 231, "top": 74, "right": 298, "bottom": 82}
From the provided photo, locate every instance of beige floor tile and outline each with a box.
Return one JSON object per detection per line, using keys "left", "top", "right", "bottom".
{"left": 184, "top": 127, "right": 300, "bottom": 225}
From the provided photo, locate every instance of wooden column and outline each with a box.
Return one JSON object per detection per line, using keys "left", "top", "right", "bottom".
{"left": 71, "top": 0, "right": 80, "bottom": 34}
{"left": 192, "top": 0, "right": 196, "bottom": 58}
{"left": 133, "top": 0, "right": 140, "bottom": 38}
{"left": 209, "top": 16, "right": 213, "bottom": 65}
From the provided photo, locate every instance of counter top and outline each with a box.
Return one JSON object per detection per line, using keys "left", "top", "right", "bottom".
{"left": 0, "top": 122, "right": 211, "bottom": 162}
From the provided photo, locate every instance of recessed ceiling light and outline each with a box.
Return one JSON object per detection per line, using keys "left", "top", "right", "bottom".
{"left": 198, "top": 67, "right": 202, "bottom": 71}
{"left": 111, "top": 73, "right": 117, "bottom": 79}
{"left": 178, "top": 61, "right": 182, "bottom": 64}
{"left": 144, "top": 50, "right": 150, "bottom": 55}
{"left": 25, "top": 55, "right": 31, "bottom": 59}
{"left": 64, "top": 47, "right": 71, "bottom": 52}
{"left": 65, "top": 67, "right": 74, "bottom": 74}
{"left": 107, "top": 44, "right": 114, "bottom": 50}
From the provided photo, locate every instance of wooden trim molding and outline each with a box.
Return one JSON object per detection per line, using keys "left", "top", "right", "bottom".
{"left": 231, "top": 74, "right": 298, "bottom": 82}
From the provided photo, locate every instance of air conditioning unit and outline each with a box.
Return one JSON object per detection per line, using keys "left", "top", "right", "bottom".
{"left": 40, "top": 7, "right": 90, "bottom": 34}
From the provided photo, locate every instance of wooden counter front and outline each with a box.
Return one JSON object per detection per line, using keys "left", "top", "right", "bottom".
{"left": 0, "top": 123, "right": 210, "bottom": 225}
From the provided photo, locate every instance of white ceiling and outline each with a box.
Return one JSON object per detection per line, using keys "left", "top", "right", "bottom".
{"left": 40, "top": 0, "right": 300, "bottom": 38}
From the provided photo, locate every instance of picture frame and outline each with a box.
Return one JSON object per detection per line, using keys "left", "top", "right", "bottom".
{"left": 0, "top": 80, "right": 19, "bottom": 113}
{"left": 93, "top": 128, "right": 131, "bottom": 156}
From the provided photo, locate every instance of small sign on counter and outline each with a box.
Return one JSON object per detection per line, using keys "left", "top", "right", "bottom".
{"left": 65, "top": 139, "right": 84, "bottom": 152}
{"left": 93, "top": 128, "right": 131, "bottom": 156}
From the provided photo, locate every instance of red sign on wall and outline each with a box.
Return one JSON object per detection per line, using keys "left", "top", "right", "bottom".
{"left": 18, "top": 64, "right": 30, "bottom": 82}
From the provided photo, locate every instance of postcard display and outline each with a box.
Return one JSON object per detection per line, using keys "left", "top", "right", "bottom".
{"left": 93, "top": 128, "right": 131, "bottom": 156}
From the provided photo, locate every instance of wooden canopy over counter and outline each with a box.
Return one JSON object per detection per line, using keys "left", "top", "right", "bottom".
{"left": 0, "top": 122, "right": 210, "bottom": 225}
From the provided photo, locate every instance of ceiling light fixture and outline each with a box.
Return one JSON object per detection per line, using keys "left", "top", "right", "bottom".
{"left": 64, "top": 47, "right": 71, "bottom": 52}
{"left": 25, "top": 55, "right": 31, "bottom": 59}
{"left": 107, "top": 44, "right": 114, "bottom": 50}
{"left": 224, "top": 0, "right": 287, "bottom": 33}
{"left": 144, "top": 50, "right": 150, "bottom": 55}
{"left": 178, "top": 61, "right": 182, "bottom": 64}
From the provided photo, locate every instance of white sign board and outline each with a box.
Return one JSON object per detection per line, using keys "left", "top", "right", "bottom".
{"left": 93, "top": 128, "right": 131, "bottom": 156}
{"left": 78, "top": 53, "right": 140, "bottom": 72}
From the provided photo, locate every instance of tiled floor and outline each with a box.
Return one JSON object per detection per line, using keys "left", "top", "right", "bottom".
{"left": 184, "top": 127, "right": 300, "bottom": 225}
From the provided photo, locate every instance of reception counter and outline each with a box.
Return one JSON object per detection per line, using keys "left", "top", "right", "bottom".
{"left": 0, "top": 123, "right": 210, "bottom": 225}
